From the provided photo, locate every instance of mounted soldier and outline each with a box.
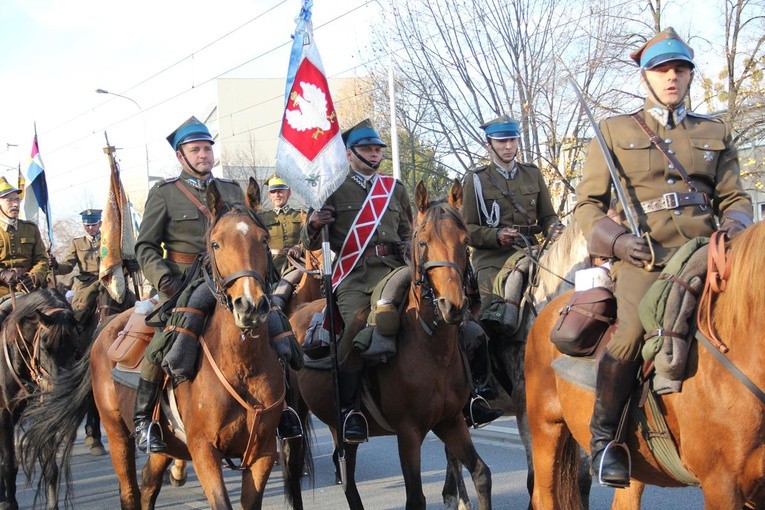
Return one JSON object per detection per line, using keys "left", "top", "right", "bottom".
{"left": 0, "top": 176, "right": 49, "bottom": 324}
{"left": 461, "top": 115, "right": 562, "bottom": 425}
{"left": 574, "top": 27, "right": 753, "bottom": 487}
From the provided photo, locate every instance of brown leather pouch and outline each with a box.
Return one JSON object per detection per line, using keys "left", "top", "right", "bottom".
{"left": 550, "top": 287, "right": 616, "bottom": 356}
{"left": 107, "top": 309, "right": 155, "bottom": 369}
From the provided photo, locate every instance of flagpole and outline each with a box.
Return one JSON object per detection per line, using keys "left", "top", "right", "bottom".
{"left": 31, "top": 122, "right": 57, "bottom": 285}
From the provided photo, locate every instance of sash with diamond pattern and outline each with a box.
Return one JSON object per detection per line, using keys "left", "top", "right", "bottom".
{"left": 331, "top": 175, "right": 395, "bottom": 290}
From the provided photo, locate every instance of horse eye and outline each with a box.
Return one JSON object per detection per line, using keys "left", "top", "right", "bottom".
{"left": 419, "top": 241, "right": 426, "bottom": 247}
{"left": 211, "top": 241, "right": 220, "bottom": 250}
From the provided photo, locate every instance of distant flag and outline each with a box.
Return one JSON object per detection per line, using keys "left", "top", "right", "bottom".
{"left": 99, "top": 137, "right": 138, "bottom": 303}
{"left": 24, "top": 128, "right": 53, "bottom": 242}
{"left": 16, "top": 165, "right": 25, "bottom": 200}
{"left": 275, "top": 0, "right": 347, "bottom": 209}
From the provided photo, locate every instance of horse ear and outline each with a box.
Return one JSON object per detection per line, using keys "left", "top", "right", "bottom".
{"left": 448, "top": 178, "right": 463, "bottom": 211}
{"left": 34, "top": 309, "right": 54, "bottom": 327}
{"left": 415, "top": 180, "right": 428, "bottom": 214}
{"left": 206, "top": 180, "right": 225, "bottom": 221}
{"left": 246, "top": 177, "right": 261, "bottom": 211}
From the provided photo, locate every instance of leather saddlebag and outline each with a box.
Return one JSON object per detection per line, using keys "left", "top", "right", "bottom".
{"left": 107, "top": 308, "right": 155, "bottom": 370}
{"left": 550, "top": 287, "right": 616, "bottom": 357}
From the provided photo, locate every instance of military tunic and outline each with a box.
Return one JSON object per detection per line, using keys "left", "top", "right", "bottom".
{"left": 462, "top": 160, "right": 558, "bottom": 315}
{"left": 258, "top": 206, "right": 304, "bottom": 276}
{"left": 300, "top": 172, "right": 412, "bottom": 371}
{"left": 55, "top": 234, "right": 101, "bottom": 320}
{"left": 135, "top": 172, "right": 245, "bottom": 301}
{"left": 0, "top": 219, "right": 50, "bottom": 299}
{"left": 574, "top": 99, "right": 753, "bottom": 360}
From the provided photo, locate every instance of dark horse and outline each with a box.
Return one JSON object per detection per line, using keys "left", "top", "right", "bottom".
{"left": 20, "top": 181, "right": 287, "bottom": 509}
{"left": 76, "top": 281, "right": 137, "bottom": 456}
{"left": 1, "top": 288, "right": 78, "bottom": 510}
{"left": 525, "top": 222, "right": 765, "bottom": 509}
{"left": 283, "top": 180, "right": 492, "bottom": 509}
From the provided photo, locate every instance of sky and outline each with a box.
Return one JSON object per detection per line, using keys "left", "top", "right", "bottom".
{"left": 0, "top": 0, "right": 380, "bottom": 223}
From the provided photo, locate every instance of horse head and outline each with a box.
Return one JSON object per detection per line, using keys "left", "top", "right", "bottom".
{"left": 206, "top": 178, "right": 272, "bottom": 330}
{"left": 412, "top": 179, "right": 469, "bottom": 325}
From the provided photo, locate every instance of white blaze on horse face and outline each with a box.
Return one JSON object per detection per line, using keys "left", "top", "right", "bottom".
{"left": 236, "top": 221, "right": 250, "bottom": 236}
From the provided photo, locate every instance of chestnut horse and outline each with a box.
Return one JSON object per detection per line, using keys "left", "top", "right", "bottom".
{"left": 284, "top": 180, "right": 492, "bottom": 509}
{"left": 2, "top": 289, "right": 78, "bottom": 510}
{"left": 20, "top": 181, "right": 285, "bottom": 509}
{"left": 525, "top": 221, "right": 765, "bottom": 509}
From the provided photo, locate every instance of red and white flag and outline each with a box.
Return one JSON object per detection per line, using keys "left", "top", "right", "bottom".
{"left": 275, "top": 0, "right": 347, "bottom": 209}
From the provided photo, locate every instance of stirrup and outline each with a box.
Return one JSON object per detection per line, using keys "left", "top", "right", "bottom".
{"left": 136, "top": 420, "right": 165, "bottom": 453}
{"left": 342, "top": 410, "right": 369, "bottom": 444}
{"left": 598, "top": 440, "right": 632, "bottom": 488}
{"left": 277, "top": 406, "right": 304, "bottom": 441}
{"left": 467, "top": 395, "right": 493, "bottom": 429}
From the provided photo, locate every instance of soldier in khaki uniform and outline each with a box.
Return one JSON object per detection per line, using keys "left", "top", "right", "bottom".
{"left": 302, "top": 119, "right": 412, "bottom": 443}
{"left": 132, "top": 116, "right": 245, "bottom": 453}
{"left": 462, "top": 116, "right": 561, "bottom": 426}
{"left": 51, "top": 209, "right": 108, "bottom": 323}
{"left": 258, "top": 175, "right": 304, "bottom": 276}
{"left": 574, "top": 28, "right": 753, "bottom": 487}
{"left": 0, "top": 177, "right": 48, "bottom": 310}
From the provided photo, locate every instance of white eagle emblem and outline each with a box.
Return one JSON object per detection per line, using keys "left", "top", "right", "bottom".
{"left": 285, "top": 81, "right": 336, "bottom": 139}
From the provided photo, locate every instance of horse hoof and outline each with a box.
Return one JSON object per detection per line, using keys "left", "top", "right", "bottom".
{"left": 0, "top": 501, "right": 19, "bottom": 510}
{"left": 84, "top": 436, "right": 94, "bottom": 447}
{"left": 89, "top": 444, "right": 106, "bottom": 456}
{"left": 170, "top": 475, "right": 187, "bottom": 488}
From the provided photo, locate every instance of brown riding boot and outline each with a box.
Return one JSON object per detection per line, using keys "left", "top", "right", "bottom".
{"left": 589, "top": 351, "right": 641, "bottom": 487}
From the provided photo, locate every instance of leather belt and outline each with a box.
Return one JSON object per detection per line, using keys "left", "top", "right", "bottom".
{"left": 166, "top": 250, "right": 198, "bottom": 264}
{"left": 639, "top": 192, "right": 708, "bottom": 214}
{"left": 362, "top": 243, "right": 395, "bottom": 257}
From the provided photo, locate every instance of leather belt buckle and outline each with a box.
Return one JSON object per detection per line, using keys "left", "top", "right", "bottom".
{"left": 375, "top": 244, "right": 386, "bottom": 256}
{"left": 662, "top": 192, "right": 680, "bottom": 209}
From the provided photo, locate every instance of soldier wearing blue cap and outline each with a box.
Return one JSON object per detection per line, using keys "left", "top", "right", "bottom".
{"left": 0, "top": 176, "right": 48, "bottom": 303}
{"left": 132, "top": 116, "right": 245, "bottom": 453}
{"left": 461, "top": 115, "right": 561, "bottom": 426}
{"left": 301, "top": 118, "right": 412, "bottom": 443}
{"left": 575, "top": 28, "right": 753, "bottom": 487}
{"left": 51, "top": 209, "right": 113, "bottom": 323}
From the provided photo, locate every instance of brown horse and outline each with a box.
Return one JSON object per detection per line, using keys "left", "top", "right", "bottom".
{"left": 20, "top": 181, "right": 285, "bottom": 509}
{"left": 284, "top": 180, "right": 492, "bottom": 509}
{"left": 525, "top": 222, "right": 765, "bottom": 509}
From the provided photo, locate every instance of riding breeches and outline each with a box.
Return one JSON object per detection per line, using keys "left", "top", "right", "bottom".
{"left": 607, "top": 262, "right": 662, "bottom": 361}
{"left": 335, "top": 286, "right": 371, "bottom": 372}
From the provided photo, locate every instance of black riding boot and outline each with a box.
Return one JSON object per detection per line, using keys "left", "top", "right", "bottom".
{"left": 470, "top": 337, "right": 497, "bottom": 400}
{"left": 589, "top": 351, "right": 641, "bottom": 487}
{"left": 133, "top": 377, "right": 167, "bottom": 454}
{"left": 277, "top": 372, "right": 303, "bottom": 440}
{"left": 339, "top": 370, "right": 368, "bottom": 443}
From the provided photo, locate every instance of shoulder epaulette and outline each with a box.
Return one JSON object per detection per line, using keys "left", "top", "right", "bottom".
{"left": 611, "top": 106, "right": 643, "bottom": 119}
{"left": 156, "top": 176, "right": 179, "bottom": 187}
{"left": 687, "top": 111, "right": 722, "bottom": 122}
{"left": 214, "top": 176, "right": 237, "bottom": 184}
{"left": 17, "top": 218, "right": 37, "bottom": 227}
{"left": 468, "top": 163, "right": 489, "bottom": 174}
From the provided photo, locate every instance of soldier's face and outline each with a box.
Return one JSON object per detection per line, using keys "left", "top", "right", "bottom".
{"left": 641, "top": 61, "right": 693, "bottom": 107}
{"left": 83, "top": 222, "right": 101, "bottom": 236}
{"left": 347, "top": 145, "right": 383, "bottom": 175}
{"left": 269, "top": 188, "right": 290, "bottom": 208}
{"left": 0, "top": 193, "right": 20, "bottom": 220}
{"left": 178, "top": 141, "right": 215, "bottom": 178}
{"left": 488, "top": 137, "right": 519, "bottom": 163}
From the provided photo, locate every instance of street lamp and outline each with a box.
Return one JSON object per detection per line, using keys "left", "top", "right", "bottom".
{"left": 95, "top": 88, "right": 150, "bottom": 195}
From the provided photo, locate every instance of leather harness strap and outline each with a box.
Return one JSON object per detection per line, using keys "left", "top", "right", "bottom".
{"left": 696, "top": 231, "right": 732, "bottom": 353}
{"left": 172, "top": 181, "right": 212, "bottom": 221}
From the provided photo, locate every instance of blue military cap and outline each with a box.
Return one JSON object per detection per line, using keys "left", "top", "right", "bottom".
{"left": 166, "top": 116, "right": 215, "bottom": 151}
{"left": 630, "top": 27, "right": 695, "bottom": 70}
{"left": 480, "top": 115, "right": 521, "bottom": 140}
{"left": 342, "top": 119, "right": 387, "bottom": 148}
{"left": 80, "top": 209, "right": 102, "bottom": 224}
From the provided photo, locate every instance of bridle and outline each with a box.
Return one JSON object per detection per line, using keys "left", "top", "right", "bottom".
{"left": 411, "top": 205, "right": 469, "bottom": 335}
{"left": 204, "top": 207, "right": 273, "bottom": 314}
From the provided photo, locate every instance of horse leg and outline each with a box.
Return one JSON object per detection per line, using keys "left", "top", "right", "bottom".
{"left": 335, "top": 443, "right": 363, "bottom": 510}
{"left": 529, "top": 422, "right": 582, "bottom": 510}
{"left": 240, "top": 454, "right": 277, "bottom": 510}
{"left": 139, "top": 454, "right": 171, "bottom": 510}
{"left": 611, "top": 482, "right": 645, "bottom": 510}
{"left": 394, "top": 429, "right": 429, "bottom": 510}
{"left": 103, "top": 420, "right": 141, "bottom": 509}
{"left": 169, "top": 460, "right": 187, "bottom": 487}
{"left": 0, "top": 411, "right": 18, "bottom": 510}
{"left": 187, "top": 442, "right": 232, "bottom": 509}
{"left": 85, "top": 399, "right": 106, "bottom": 456}
{"left": 282, "top": 436, "right": 307, "bottom": 509}
{"left": 434, "top": 420, "right": 491, "bottom": 510}
{"left": 442, "top": 445, "right": 471, "bottom": 510}
{"left": 44, "top": 463, "right": 59, "bottom": 510}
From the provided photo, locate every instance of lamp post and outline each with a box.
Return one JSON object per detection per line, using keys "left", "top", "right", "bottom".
{"left": 95, "top": 88, "right": 150, "bottom": 196}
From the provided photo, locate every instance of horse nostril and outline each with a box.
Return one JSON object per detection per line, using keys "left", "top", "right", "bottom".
{"left": 256, "top": 296, "right": 271, "bottom": 317}
{"left": 232, "top": 296, "right": 254, "bottom": 315}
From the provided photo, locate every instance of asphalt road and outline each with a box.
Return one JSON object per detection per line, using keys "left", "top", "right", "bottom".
{"left": 13, "top": 416, "right": 706, "bottom": 509}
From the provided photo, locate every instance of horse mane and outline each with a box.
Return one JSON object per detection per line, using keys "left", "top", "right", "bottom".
{"left": 712, "top": 221, "right": 765, "bottom": 340}
{"left": 5, "top": 288, "right": 74, "bottom": 349}
{"left": 418, "top": 201, "right": 467, "bottom": 242}
{"left": 532, "top": 220, "right": 590, "bottom": 306}
{"left": 208, "top": 202, "right": 270, "bottom": 242}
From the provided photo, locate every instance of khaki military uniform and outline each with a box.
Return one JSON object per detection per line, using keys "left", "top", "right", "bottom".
{"left": 258, "top": 206, "right": 304, "bottom": 276}
{"left": 136, "top": 172, "right": 245, "bottom": 302}
{"left": 0, "top": 219, "right": 49, "bottom": 300}
{"left": 462, "top": 161, "right": 558, "bottom": 316}
{"left": 574, "top": 100, "right": 753, "bottom": 360}
{"left": 55, "top": 234, "right": 101, "bottom": 321}
{"left": 301, "top": 172, "right": 412, "bottom": 371}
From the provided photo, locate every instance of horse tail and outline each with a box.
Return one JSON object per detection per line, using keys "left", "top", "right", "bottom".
{"left": 557, "top": 431, "right": 584, "bottom": 510}
{"left": 18, "top": 346, "right": 93, "bottom": 508}
{"left": 281, "top": 409, "right": 315, "bottom": 508}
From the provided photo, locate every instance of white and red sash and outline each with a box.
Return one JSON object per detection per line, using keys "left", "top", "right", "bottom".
{"left": 331, "top": 175, "right": 395, "bottom": 290}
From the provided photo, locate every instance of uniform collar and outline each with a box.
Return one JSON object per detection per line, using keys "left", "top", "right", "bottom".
{"left": 181, "top": 171, "right": 212, "bottom": 190}
{"left": 491, "top": 159, "right": 518, "bottom": 180}
{"left": 86, "top": 232, "right": 101, "bottom": 243}
{"left": 273, "top": 206, "right": 292, "bottom": 215}
{"left": 645, "top": 99, "right": 687, "bottom": 129}
{"left": 0, "top": 216, "right": 18, "bottom": 231}
{"left": 350, "top": 170, "right": 375, "bottom": 190}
